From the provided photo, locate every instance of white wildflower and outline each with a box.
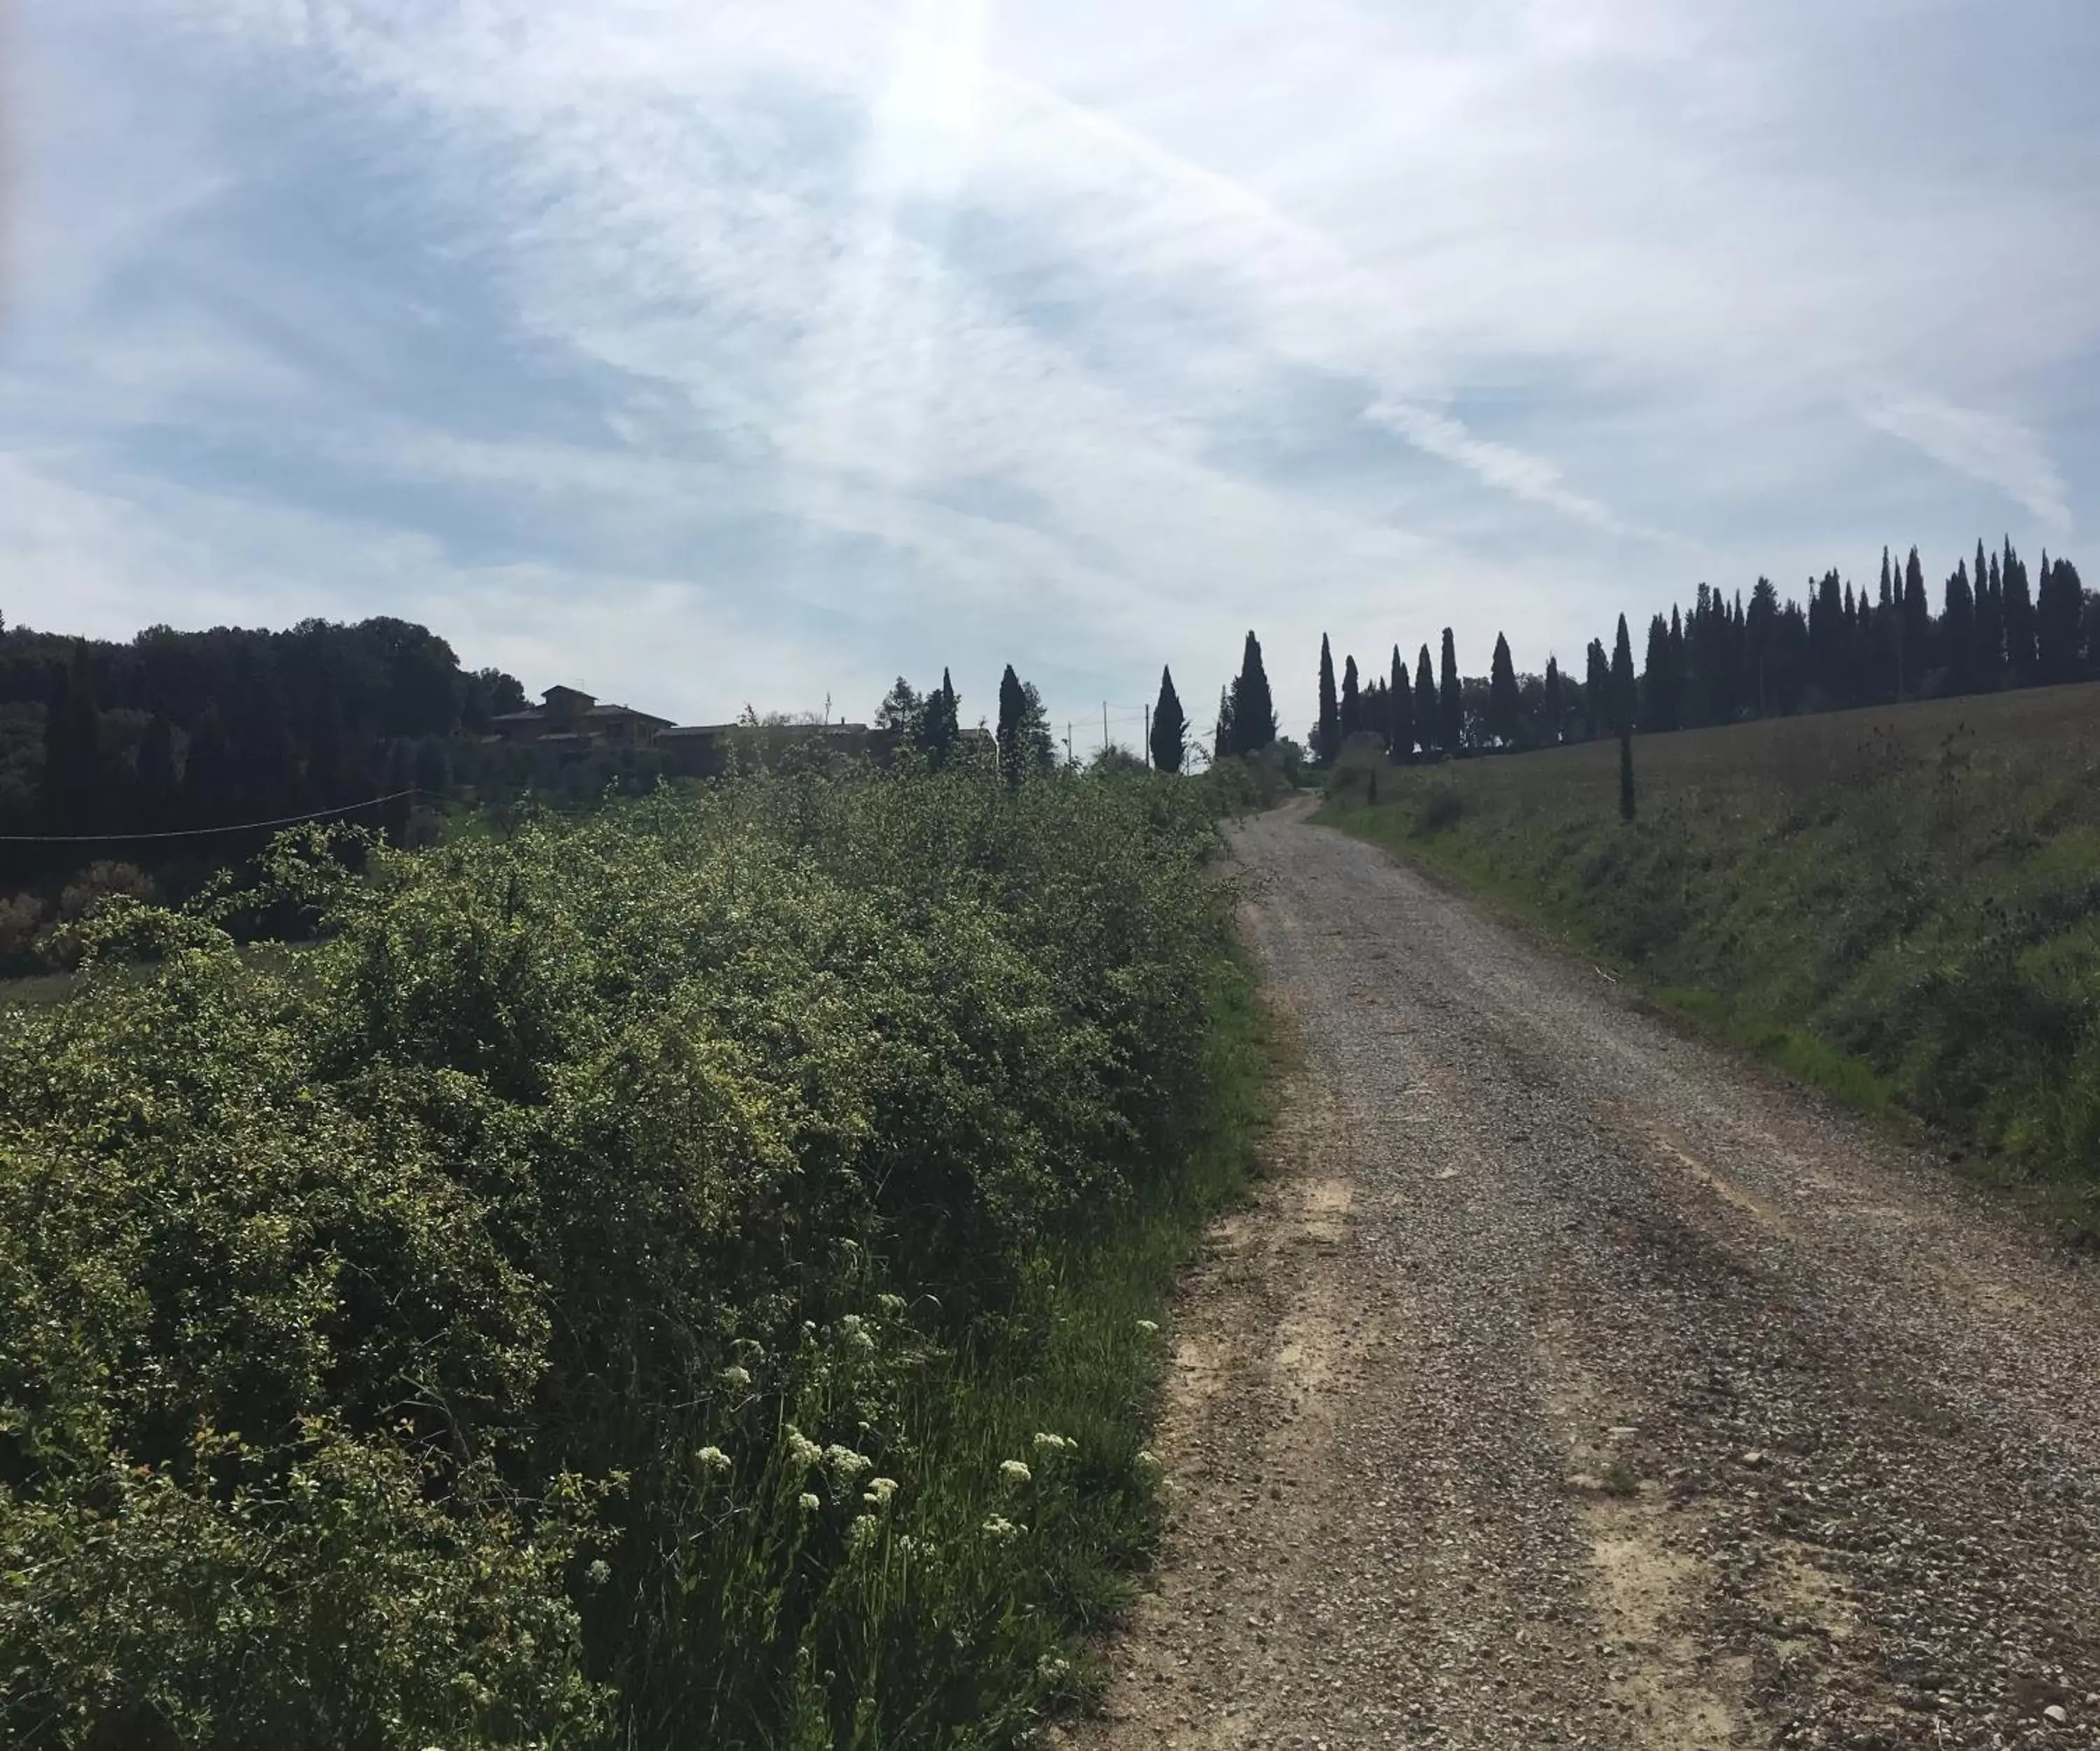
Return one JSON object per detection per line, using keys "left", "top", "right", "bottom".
{"left": 1037, "top": 1654, "right": 1071, "bottom": 1683}
{"left": 876, "top": 1293, "right": 906, "bottom": 1314}
{"left": 785, "top": 1429, "right": 822, "bottom": 1469}
{"left": 799, "top": 1492, "right": 822, "bottom": 1512}
{"left": 720, "top": 1365, "right": 752, "bottom": 1388}
{"left": 999, "top": 1458, "right": 1032, "bottom": 1488}
{"left": 864, "top": 1476, "right": 898, "bottom": 1506}
{"left": 695, "top": 1445, "right": 732, "bottom": 1473}
{"left": 981, "top": 1514, "right": 1020, "bottom": 1542}
{"left": 1135, "top": 1318, "right": 1159, "bottom": 1334}
{"left": 825, "top": 1444, "right": 874, "bottom": 1480}
{"left": 584, "top": 1559, "right": 611, "bottom": 1587}
{"left": 848, "top": 1514, "right": 882, "bottom": 1552}
{"left": 1032, "top": 1432, "right": 1073, "bottom": 1455}
{"left": 1134, "top": 1449, "right": 1160, "bottom": 1472}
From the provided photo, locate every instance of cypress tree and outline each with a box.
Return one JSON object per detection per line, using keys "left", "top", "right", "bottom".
{"left": 1213, "top": 687, "right": 1235, "bottom": 764}
{"left": 1415, "top": 645, "right": 1438, "bottom": 755}
{"left": 1544, "top": 656, "right": 1562, "bottom": 745}
{"left": 1231, "top": 632, "right": 1277, "bottom": 754}
{"left": 1315, "top": 635, "right": 1339, "bottom": 764}
{"left": 1611, "top": 614, "right": 1637, "bottom": 733}
{"left": 996, "top": 664, "right": 1028, "bottom": 782}
{"left": 1488, "top": 633, "right": 1519, "bottom": 747}
{"left": 1584, "top": 639, "right": 1609, "bottom": 739}
{"left": 1149, "top": 666, "right": 1188, "bottom": 773}
{"left": 2037, "top": 554, "right": 2086, "bottom": 684}
{"left": 1979, "top": 553, "right": 2005, "bottom": 683}
{"left": 919, "top": 669, "right": 960, "bottom": 766}
{"left": 1388, "top": 645, "right": 1414, "bottom": 759}
{"left": 1943, "top": 562, "right": 1977, "bottom": 694}
{"left": 2004, "top": 544, "right": 2037, "bottom": 680}
{"left": 1641, "top": 614, "right": 1672, "bottom": 731}
{"left": 1339, "top": 654, "right": 1361, "bottom": 743}
{"left": 1903, "top": 547, "right": 1931, "bottom": 685}
{"left": 1438, "top": 629, "right": 1462, "bottom": 756}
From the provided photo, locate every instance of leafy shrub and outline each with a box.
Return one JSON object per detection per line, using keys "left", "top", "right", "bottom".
{"left": 0, "top": 769, "right": 1253, "bottom": 1749}
{"left": 1418, "top": 786, "right": 1464, "bottom": 833}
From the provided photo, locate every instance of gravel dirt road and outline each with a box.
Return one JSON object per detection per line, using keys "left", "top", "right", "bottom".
{"left": 1071, "top": 799, "right": 2100, "bottom": 1751}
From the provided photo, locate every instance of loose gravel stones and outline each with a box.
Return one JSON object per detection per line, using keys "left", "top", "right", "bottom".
{"left": 1074, "top": 801, "right": 2100, "bottom": 1751}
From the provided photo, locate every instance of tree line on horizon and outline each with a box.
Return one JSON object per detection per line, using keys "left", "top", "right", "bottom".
{"left": 8, "top": 617, "right": 538, "bottom": 873}
{"left": 1301, "top": 535, "right": 2090, "bottom": 763}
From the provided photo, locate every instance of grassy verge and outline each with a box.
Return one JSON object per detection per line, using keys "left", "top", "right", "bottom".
{"left": 1317, "top": 686, "right": 2100, "bottom": 1235}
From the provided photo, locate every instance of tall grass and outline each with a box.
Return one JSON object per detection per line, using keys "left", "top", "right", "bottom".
{"left": 0, "top": 768, "right": 1268, "bottom": 1749}
{"left": 1321, "top": 686, "right": 2100, "bottom": 1218}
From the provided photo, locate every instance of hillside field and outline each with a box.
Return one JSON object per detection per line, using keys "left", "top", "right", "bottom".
{"left": 1322, "top": 682, "right": 2100, "bottom": 1222}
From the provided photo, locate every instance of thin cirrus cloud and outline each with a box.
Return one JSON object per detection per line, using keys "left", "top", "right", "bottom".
{"left": 1, "top": 0, "right": 2094, "bottom": 741}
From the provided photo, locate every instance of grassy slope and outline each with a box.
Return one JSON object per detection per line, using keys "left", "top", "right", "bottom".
{"left": 1320, "top": 682, "right": 2100, "bottom": 1225}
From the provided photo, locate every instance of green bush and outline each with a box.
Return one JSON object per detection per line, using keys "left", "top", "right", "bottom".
{"left": 0, "top": 768, "right": 1261, "bottom": 1749}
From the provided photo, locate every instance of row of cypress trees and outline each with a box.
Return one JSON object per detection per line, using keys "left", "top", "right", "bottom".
{"left": 1310, "top": 533, "right": 2090, "bottom": 761}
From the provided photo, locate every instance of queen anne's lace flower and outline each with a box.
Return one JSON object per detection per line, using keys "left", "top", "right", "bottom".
{"left": 849, "top": 1514, "right": 882, "bottom": 1552}
{"left": 695, "top": 1445, "right": 732, "bottom": 1472}
{"left": 799, "top": 1491, "right": 822, "bottom": 1512}
{"left": 785, "top": 1429, "right": 822, "bottom": 1469}
{"left": 864, "top": 1476, "right": 898, "bottom": 1505}
{"left": 981, "top": 1514, "right": 1020, "bottom": 1542}
{"left": 826, "top": 1444, "right": 874, "bottom": 1479}
{"left": 720, "top": 1365, "right": 752, "bottom": 1388}
{"left": 1032, "top": 1432, "right": 1073, "bottom": 1454}
{"left": 1135, "top": 1318, "right": 1160, "bottom": 1334}
{"left": 1000, "top": 1458, "right": 1032, "bottom": 1487}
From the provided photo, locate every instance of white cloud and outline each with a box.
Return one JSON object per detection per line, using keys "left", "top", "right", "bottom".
{"left": 4, "top": 0, "right": 2094, "bottom": 743}
{"left": 1857, "top": 391, "right": 2072, "bottom": 539}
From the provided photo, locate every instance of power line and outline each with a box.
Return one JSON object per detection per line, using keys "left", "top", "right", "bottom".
{"left": 0, "top": 790, "right": 423, "bottom": 845}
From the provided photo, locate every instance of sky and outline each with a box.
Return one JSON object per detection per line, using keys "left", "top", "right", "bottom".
{"left": 4, "top": 0, "right": 2096, "bottom": 752}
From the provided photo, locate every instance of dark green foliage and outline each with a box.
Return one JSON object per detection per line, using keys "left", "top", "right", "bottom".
{"left": 1943, "top": 561, "right": 1977, "bottom": 693}
{"left": 2038, "top": 556, "right": 2085, "bottom": 684}
{"left": 38, "top": 648, "right": 101, "bottom": 836}
{"left": 134, "top": 714, "right": 180, "bottom": 833}
{"left": 1488, "top": 634, "right": 1518, "bottom": 747}
{"left": 875, "top": 677, "right": 925, "bottom": 738}
{"left": 2003, "top": 542, "right": 2037, "bottom": 679}
{"left": 1315, "top": 636, "right": 1338, "bottom": 765}
{"left": 1414, "top": 646, "right": 1438, "bottom": 756}
{"left": 1641, "top": 613, "right": 1676, "bottom": 731}
{"left": 1438, "top": 630, "right": 1462, "bottom": 757}
{"left": 1150, "top": 666, "right": 1188, "bottom": 774}
{"left": 1610, "top": 616, "right": 1637, "bottom": 733}
{"left": 1388, "top": 646, "right": 1413, "bottom": 759}
{"left": 997, "top": 664, "right": 1028, "bottom": 782}
{"left": 1618, "top": 728, "right": 1636, "bottom": 822}
{"left": 918, "top": 669, "right": 961, "bottom": 766}
{"left": 1338, "top": 654, "right": 1361, "bottom": 743}
{"left": 1229, "top": 632, "right": 1276, "bottom": 756}
{"left": 1542, "top": 656, "right": 1562, "bottom": 747}
{"left": 0, "top": 768, "right": 1261, "bottom": 1749}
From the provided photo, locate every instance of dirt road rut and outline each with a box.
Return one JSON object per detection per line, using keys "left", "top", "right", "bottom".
{"left": 1073, "top": 802, "right": 2100, "bottom": 1751}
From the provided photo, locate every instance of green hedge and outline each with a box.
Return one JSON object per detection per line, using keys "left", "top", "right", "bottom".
{"left": 0, "top": 769, "right": 1262, "bottom": 1750}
